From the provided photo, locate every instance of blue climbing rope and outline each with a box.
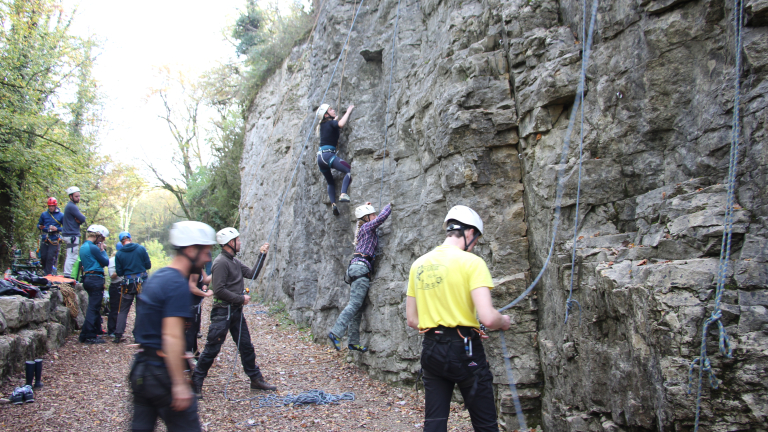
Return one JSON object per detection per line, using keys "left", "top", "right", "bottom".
{"left": 378, "top": 0, "right": 402, "bottom": 210}
{"left": 222, "top": 0, "right": 368, "bottom": 403}
{"left": 564, "top": 0, "right": 590, "bottom": 325}
{"left": 688, "top": 1, "right": 742, "bottom": 430}
{"left": 496, "top": 1, "right": 599, "bottom": 428}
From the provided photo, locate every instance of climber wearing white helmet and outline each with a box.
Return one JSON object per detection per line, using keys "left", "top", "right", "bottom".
{"left": 406, "top": 205, "right": 511, "bottom": 432}
{"left": 316, "top": 102, "right": 355, "bottom": 215}
{"left": 62, "top": 186, "right": 86, "bottom": 277}
{"left": 77, "top": 224, "right": 109, "bottom": 345}
{"left": 130, "top": 221, "right": 217, "bottom": 432}
{"left": 192, "top": 227, "right": 275, "bottom": 397}
{"left": 328, "top": 201, "right": 392, "bottom": 353}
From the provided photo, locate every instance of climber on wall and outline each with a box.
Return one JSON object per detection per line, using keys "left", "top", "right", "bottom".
{"left": 328, "top": 201, "right": 392, "bottom": 353}
{"left": 405, "top": 205, "right": 511, "bottom": 432}
{"left": 316, "top": 103, "right": 355, "bottom": 216}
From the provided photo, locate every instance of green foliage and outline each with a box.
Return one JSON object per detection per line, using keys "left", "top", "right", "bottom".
{"left": 0, "top": 0, "right": 101, "bottom": 265}
{"left": 232, "top": 0, "right": 265, "bottom": 57}
{"left": 144, "top": 239, "right": 172, "bottom": 274}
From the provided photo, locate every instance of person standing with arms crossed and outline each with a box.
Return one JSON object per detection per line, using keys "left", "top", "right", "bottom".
{"left": 37, "top": 197, "right": 64, "bottom": 275}
{"left": 406, "top": 205, "right": 511, "bottom": 432}
{"left": 61, "top": 186, "right": 86, "bottom": 278}
{"left": 130, "top": 221, "right": 216, "bottom": 431}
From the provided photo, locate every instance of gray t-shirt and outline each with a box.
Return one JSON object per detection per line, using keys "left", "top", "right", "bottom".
{"left": 108, "top": 257, "right": 123, "bottom": 284}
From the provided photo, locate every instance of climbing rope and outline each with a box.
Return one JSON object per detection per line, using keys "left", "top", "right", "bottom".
{"left": 496, "top": 1, "right": 599, "bottom": 428}
{"left": 222, "top": 0, "right": 368, "bottom": 403}
{"left": 378, "top": 0, "right": 402, "bottom": 209}
{"left": 564, "top": 0, "right": 590, "bottom": 325}
{"left": 252, "top": 390, "right": 355, "bottom": 409}
{"left": 688, "top": 1, "right": 742, "bottom": 430}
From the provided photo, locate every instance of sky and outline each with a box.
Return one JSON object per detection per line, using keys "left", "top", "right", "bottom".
{"left": 60, "top": 0, "right": 247, "bottom": 181}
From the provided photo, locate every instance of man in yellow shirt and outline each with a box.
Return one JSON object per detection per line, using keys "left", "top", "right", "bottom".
{"left": 406, "top": 205, "right": 510, "bottom": 432}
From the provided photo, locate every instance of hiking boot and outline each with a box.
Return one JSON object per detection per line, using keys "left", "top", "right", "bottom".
{"left": 84, "top": 337, "right": 105, "bottom": 345}
{"left": 328, "top": 332, "right": 342, "bottom": 351}
{"left": 21, "top": 385, "right": 34, "bottom": 403}
{"left": 348, "top": 344, "right": 368, "bottom": 353}
{"left": 250, "top": 376, "right": 277, "bottom": 391}
{"left": 332, "top": 203, "right": 340, "bottom": 216}
{"left": 112, "top": 334, "right": 123, "bottom": 344}
{"left": 339, "top": 193, "right": 350, "bottom": 203}
{"left": 192, "top": 378, "right": 203, "bottom": 399}
{"left": 10, "top": 387, "right": 24, "bottom": 405}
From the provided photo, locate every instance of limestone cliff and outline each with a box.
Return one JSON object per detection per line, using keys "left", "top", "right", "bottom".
{"left": 239, "top": 0, "right": 768, "bottom": 430}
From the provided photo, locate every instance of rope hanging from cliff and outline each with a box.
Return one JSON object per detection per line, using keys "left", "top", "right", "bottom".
{"left": 224, "top": 0, "right": 368, "bottom": 404}
{"left": 688, "top": 1, "right": 742, "bottom": 430}
{"left": 378, "top": 0, "right": 402, "bottom": 209}
{"left": 497, "top": 1, "right": 599, "bottom": 429}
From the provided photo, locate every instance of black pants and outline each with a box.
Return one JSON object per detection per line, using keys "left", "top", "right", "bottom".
{"left": 421, "top": 331, "right": 499, "bottom": 432}
{"left": 130, "top": 353, "right": 200, "bottom": 432}
{"left": 79, "top": 276, "right": 105, "bottom": 341}
{"left": 107, "top": 281, "right": 121, "bottom": 335}
{"left": 192, "top": 305, "right": 262, "bottom": 382}
{"left": 185, "top": 303, "right": 202, "bottom": 358}
{"left": 39, "top": 240, "right": 59, "bottom": 275}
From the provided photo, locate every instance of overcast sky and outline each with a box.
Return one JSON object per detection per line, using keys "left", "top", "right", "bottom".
{"left": 60, "top": 0, "right": 246, "bottom": 180}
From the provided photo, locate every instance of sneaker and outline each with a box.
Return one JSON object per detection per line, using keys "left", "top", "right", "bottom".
{"left": 21, "top": 385, "right": 34, "bottom": 403}
{"left": 10, "top": 387, "right": 24, "bottom": 405}
{"left": 348, "top": 344, "right": 368, "bottom": 353}
{"left": 328, "top": 332, "right": 342, "bottom": 351}
{"left": 112, "top": 335, "right": 123, "bottom": 344}
{"left": 250, "top": 376, "right": 277, "bottom": 391}
{"left": 339, "top": 193, "right": 350, "bottom": 203}
{"left": 192, "top": 379, "right": 203, "bottom": 399}
{"left": 108, "top": 333, "right": 115, "bottom": 338}
{"left": 332, "top": 203, "right": 340, "bottom": 216}
{"left": 84, "top": 338, "right": 106, "bottom": 345}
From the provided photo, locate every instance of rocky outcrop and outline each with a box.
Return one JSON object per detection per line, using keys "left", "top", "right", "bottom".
{"left": 0, "top": 285, "right": 85, "bottom": 380}
{"left": 239, "top": 0, "right": 767, "bottom": 430}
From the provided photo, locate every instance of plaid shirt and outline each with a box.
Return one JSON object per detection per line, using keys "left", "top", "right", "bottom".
{"left": 351, "top": 204, "right": 392, "bottom": 271}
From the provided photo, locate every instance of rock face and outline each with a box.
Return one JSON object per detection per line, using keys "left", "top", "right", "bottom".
{"left": 239, "top": 0, "right": 768, "bottom": 430}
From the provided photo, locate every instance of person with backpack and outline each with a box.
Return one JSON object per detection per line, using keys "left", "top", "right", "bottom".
{"left": 328, "top": 202, "right": 392, "bottom": 353}
{"left": 62, "top": 186, "right": 86, "bottom": 278}
{"left": 78, "top": 225, "right": 109, "bottom": 344}
{"left": 114, "top": 231, "right": 152, "bottom": 343}
{"left": 37, "top": 197, "right": 64, "bottom": 275}
{"left": 316, "top": 103, "right": 355, "bottom": 216}
{"left": 130, "top": 221, "right": 215, "bottom": 431}
{"left": 405, "top": 205, "right": 511, "bottom": 432}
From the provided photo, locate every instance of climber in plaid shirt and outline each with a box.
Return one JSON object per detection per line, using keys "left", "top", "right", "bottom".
{"left": 328, "top": 202, "right": 393, "bottom": 352}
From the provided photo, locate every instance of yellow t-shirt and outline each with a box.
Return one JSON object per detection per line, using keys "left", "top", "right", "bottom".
{"left": 406, "top": 244, "right": 494, "bottom": 329}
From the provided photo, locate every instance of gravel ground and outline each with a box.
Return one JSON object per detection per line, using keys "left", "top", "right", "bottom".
{"left": 0, "top": 300, "right": 476, "bottom": 431}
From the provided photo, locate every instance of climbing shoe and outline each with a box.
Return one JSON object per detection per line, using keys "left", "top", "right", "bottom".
{"left": 21, "top": 385, "right": 34, "bottom": 403}
{"left": 339, "top": 193, "right": 350, "bottom": 203}
{"left": 348, "top": 344, "right": 368, "bottom": 353}
{"left": 332, "top": 203, "right": 340, "bottom": 216}
{"left": 328, "top": 332, "right": 342, "bottom": 351}
{"left": 10, "top": 387, "right": 24, "bottom": 405}
{"left": 250, "top": 376, "right": 277, "bottom": 391}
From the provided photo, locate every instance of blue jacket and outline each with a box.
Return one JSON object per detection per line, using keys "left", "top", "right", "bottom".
{"left": 115, "top": 242, "right": 152, "bottom": 277}
{"left": 79, "top": 240, "right": 109, "bottom": 276}
{"left": 38, "top": 208, "right": 64, "bottom": 242}
{"left": 62, "top": 201, "right": 86, "bottom": 237}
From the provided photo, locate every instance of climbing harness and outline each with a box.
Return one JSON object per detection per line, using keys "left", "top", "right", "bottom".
{"left": 223, "top": 0, "right": 369, "bottom": 405}
{"left": 688, "top": 1, "right": 742, "bottom": 430}
{"left": 495, "top": 1, "right": 599, "bottom": 429}
{"left": 378, "top": 0, "right": 402, "bottom": 209}
{"left": 343, "top": 253, "right": 373, "bottom": 285}
{"left": 317, "top": 148, "right": 339, "bottom": 171}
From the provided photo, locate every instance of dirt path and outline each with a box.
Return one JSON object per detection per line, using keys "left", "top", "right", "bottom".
{"left": 0, "top": 300, "right": 475, "bottom": 431}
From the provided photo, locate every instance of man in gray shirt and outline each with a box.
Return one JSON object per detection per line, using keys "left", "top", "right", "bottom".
{"left": 61, "top": 186, "right": 86, "bottom": 277}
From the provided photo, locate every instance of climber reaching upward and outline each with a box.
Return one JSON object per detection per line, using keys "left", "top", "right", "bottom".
{"left": 316, "top": 103, "right": 355, "bottom": 216}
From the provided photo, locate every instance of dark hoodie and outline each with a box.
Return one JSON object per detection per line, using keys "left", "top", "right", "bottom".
{"left": 115, "top": 242, "right": 152, "bottom": 277}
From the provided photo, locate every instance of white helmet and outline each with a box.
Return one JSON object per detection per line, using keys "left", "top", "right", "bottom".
{"left": 443, "top": 205, "right": 484, "bottom": 235}
{"left": 169, "top": 221, "right": 217, "bottom": 248}
{"left": 216, "top": 227, "right": 240, "bottom": 245}
{"left": 316, "top": 103, "right": 330, "bottom": 120}
{"left": 355, "top": 204, "right": 376, "bottom": 220}
{"left": 86, "top": 224, "right": 109, "bottom": 238}
{"left": 66, "top": 186, "right": 80, "bottom": 195}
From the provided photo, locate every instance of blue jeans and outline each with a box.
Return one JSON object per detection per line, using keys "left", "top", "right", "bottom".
{"left": 79, "top": 275, "right": 104, "bottom": 341}
{"left": 330, "top": 263, "right": 370, "bottom": 345}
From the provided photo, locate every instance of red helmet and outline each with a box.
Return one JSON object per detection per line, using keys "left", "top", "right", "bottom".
{"left": 47, "top": 197, "right": 57, "bottom": 206}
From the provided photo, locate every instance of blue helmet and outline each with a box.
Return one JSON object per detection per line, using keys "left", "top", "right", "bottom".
{"left": 116, "top": 242, "right": 123, "bottom": 251}
{"left": 118, "top": 231, "right": 131, "bottom": 242}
